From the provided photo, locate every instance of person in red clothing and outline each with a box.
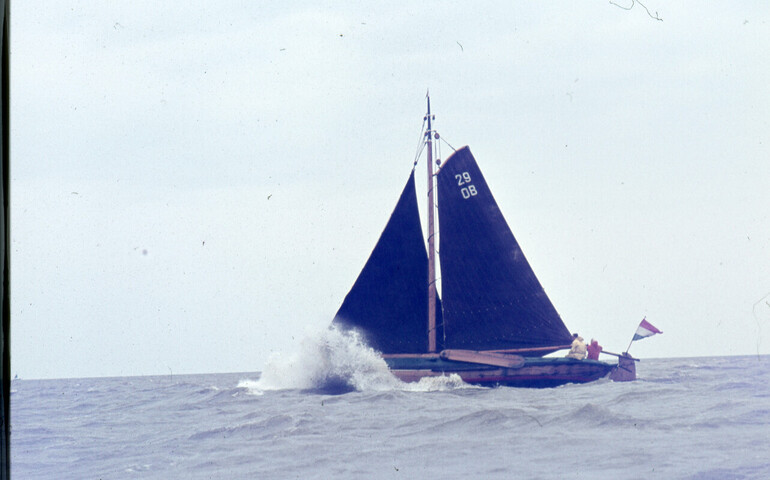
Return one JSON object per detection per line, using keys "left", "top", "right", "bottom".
{"left": 586, "top": 339, "right": 602, "bottom": 360}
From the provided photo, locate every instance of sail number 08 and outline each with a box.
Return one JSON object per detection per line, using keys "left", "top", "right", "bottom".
{"left": 455, "top": 172, "right": 477, "bottom": 199}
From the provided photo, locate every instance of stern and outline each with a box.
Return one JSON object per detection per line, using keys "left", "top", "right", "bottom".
{"left": 609, "top": 354, "right": 637, "bottom": 382}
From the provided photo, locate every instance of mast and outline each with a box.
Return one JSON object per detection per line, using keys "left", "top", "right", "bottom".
{"left": 426, "top": 94, "right": 437, "bottom": 352}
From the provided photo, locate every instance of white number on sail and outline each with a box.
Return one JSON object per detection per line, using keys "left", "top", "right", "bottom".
{"left": 455, "top": 172, "right": 472, "bottom": 186}
{"left": 461, "top": 185, "right": 478, "bottom": 199}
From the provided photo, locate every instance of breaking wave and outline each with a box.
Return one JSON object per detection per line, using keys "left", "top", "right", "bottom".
{"left": 239, "top": 325, "right": 474, "bottom": 395}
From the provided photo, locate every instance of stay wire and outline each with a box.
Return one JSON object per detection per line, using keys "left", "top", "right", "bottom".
{"left": 413, "top": 116, "right": 428, "bottom": 167}
{"left": 441, "top": 136, "right": 457, "bottom": 153}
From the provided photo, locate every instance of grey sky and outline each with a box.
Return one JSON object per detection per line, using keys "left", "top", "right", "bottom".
{"left": 12, "top": 2, "right": 770, "bottom": 379}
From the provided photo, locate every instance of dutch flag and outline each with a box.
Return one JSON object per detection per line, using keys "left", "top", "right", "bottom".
{"left": 632, "top": 318, "right": 663, "bottom": 342}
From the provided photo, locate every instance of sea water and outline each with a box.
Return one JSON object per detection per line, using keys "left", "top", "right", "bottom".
{"left": 11, "top": 331, "right": 770, "bottom": 479}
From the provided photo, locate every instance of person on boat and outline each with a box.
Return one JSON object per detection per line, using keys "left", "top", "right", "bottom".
{"left": 586, "top": 339, "right": 602, "bottom": 360}
{"left": 566, "top": 333, "right": 587, "bottom": 360}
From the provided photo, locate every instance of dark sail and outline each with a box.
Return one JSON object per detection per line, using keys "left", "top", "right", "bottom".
{"left": 437, "top": 147, "right": 572, "bottom": 351}
{"left": 334, "top": 171, "right": 443, "bottom": 353}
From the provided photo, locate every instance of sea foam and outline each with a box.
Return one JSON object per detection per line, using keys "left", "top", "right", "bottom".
{"left": 240, "top": 325, "right": 473, "bottom": 394}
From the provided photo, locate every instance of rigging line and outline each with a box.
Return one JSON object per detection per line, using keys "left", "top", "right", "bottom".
{"left": 413, "top": 117, "right": 428, "bottom": 165}
{"left": 440, "top": 136, "right": 457, "bottom": 152}
{"left": 413, "top": 141, "right": 427, "bottom": 168}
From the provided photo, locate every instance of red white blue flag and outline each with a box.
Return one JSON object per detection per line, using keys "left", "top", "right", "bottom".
{"left": 632, "top": 318, "right": 662, "bottom": 341}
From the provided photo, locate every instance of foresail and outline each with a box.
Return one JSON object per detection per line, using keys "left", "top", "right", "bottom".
{"left": 334, "top": 171, "right": 443, "bottom": 353}
{"left": 437, "top": 147, "right": 572, "bottom": 351}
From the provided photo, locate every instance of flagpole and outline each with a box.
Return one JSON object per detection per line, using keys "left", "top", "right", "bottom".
{"left": 625, "top": 316, "right": 646, "bottom": 353}
{"left": 624, "top": 337, "right": 634, "bottom": 355}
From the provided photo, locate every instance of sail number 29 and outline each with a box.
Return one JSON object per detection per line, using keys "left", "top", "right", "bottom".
{"left": 455, "top": 172, "right": 477, "bottom": 199}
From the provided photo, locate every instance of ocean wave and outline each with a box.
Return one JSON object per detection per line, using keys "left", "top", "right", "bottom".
{"left": 189, "top": 414, "right": 296, "bottom": 441}
{"left": 689, "top": 463, "right": 770, "bottom": 480}
{"left": 551, "top": 403, "right": 640, "bottom": 428}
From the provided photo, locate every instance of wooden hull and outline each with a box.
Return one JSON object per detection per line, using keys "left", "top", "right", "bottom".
{"left": 384, "top": 355, "right": 629, "bottom": 388}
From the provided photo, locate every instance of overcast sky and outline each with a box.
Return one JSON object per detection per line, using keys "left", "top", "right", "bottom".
{"left": 12, "top": 2, "right": 770, "bottom": 379}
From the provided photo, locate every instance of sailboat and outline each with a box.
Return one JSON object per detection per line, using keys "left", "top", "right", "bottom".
{"left": 333, "top": 96, "right": 636, "bottom": 387}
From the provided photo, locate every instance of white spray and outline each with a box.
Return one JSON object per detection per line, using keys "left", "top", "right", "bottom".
{"left": 239, "top": 325, "right": 474, "bottom": 394}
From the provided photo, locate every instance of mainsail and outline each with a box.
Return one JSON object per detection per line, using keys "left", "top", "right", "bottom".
{"left": 437, "top": 147, "right": 572, "bottom": 351}
{"left": 333, "top": 171, "right": 443, "bottom": 353}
